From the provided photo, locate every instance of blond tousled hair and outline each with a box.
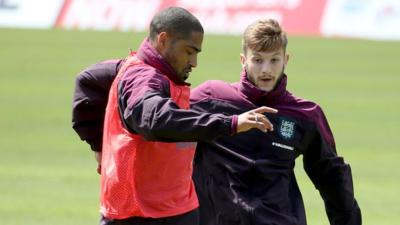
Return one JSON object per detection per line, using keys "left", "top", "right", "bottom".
{"left": 242, "top": 19, "right": 288, "bottom": 54}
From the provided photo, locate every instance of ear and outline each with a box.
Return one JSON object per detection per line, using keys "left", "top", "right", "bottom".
{"left": 156, "top": 32, "right": 168, "bottom": 48}
{"left": 284, "top": 53, "right": 289, "bottom": 67}
{"left": 240, "top": 53, "right": 246, "bottom": 69}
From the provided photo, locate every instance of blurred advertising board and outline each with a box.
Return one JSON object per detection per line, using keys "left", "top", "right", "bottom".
{"left": 321, "top": 0, "right": 400, "bottom": 40}
{"left": 0, "top": 0, "right": 64, "bottom": 29}
{"left": 55, "top": 0, "right": 327, "bottom": 35}
{"left": 1, "top": 0, "right": 399, "bottom": 40}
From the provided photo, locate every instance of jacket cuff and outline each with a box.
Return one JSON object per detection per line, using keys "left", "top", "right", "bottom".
{"left": 230, "top": 115, "right": 238, "bottom": 135}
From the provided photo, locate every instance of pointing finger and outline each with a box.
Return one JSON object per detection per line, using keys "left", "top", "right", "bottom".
{"left": 252, "top": 106, "right": 278, "bottom": 114}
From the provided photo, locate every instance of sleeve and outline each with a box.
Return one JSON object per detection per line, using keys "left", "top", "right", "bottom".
{"left": 303, "top": 106, "right": 362, "bottom": 225}
{"left": 119, "top": 71, "right": 235, "bottom": 142}
{"left": 72, "top": 59, "right": 123, "bottom": 151}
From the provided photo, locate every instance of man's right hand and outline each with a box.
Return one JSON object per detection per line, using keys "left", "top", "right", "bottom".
{"left": 236, "top": 106, "right": 278, "bottom": 133}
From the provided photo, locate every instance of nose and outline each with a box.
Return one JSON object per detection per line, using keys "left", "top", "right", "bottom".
{"left": 261, "top": 61, "right": 272, "bottom": 74}
{"left": 189, "top": 54, "right": 198, "bottom": 68}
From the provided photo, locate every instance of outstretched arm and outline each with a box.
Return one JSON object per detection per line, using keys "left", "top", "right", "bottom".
{"left": 122, "top": 88, "right": 276, "bottom": 142}
{"left": 119, "top": 71, "right": 277, "bottom": 142}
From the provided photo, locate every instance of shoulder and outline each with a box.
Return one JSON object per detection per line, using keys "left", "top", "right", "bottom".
{"left": 281, "top": 92, "right": 327, "bottom": 127}
{"left": 82, "top": 59, "right": 123, "bottom": 77}
{"left": 285, "top": 92, "right": 335, "bottom": 145}
{"left": 121, "top": 63, "right": 170, "bottom": 92}
{"left": 191, "top": 80, "right": 237, "bottom": 102}
{"left": 75, "top": 59, "right": 124, "bottom": 91}
{"left": 283, "top": 92, "right": 322, "bottom": 117}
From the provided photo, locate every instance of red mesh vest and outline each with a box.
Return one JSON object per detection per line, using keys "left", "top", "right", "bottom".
{"left": 100, "top": 54, "right": 198, "bottom": 219}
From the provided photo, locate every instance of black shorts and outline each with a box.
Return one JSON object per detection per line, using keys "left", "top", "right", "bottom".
{"left": 100, "top": 209, "right": 199, "bottom": 225}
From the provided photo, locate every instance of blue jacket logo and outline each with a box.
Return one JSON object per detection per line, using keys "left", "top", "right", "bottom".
{"left": 279, "top": 120, "right": 295, "bottom": 140}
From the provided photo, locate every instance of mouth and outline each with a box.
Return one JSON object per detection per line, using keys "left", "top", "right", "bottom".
{"left": 259, "top": 77, "right": 274, "bottom": 83}
{"left": 182, "top": 68, "right": 192, "bottom": 80}
{"left": 185, "top": 68, "right": 192, "bottom": 74}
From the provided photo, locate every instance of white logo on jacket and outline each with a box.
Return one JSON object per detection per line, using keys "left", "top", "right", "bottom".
{"left": 280, "top": 120, "right": 295, "bottom": 140}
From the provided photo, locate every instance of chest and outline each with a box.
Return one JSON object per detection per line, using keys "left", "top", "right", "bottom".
{"left": 218, "top": 112, "right": 316, "bottom": 163}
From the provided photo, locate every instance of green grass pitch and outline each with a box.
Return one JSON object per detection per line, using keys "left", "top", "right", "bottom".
{"left": 0, "top": 28, "right": 399, "bottom": 225}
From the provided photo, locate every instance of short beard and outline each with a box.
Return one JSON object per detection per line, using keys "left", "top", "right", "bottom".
{"left": 245, "top": 64, "right": 286, "bottom": 91}
{"left": 163, "top": 47, "right": 186, "bottom": 82}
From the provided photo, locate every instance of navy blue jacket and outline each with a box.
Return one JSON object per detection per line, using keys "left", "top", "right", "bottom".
{"left": 190, "top": 71, "right": 361, "bottom": 225}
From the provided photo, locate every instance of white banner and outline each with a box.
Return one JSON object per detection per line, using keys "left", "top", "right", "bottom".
{"left": 0, "top": 0, "right": 65, "bottom": 29}
{"left": 321, "top": 0, "right": 400, "bottom": 40}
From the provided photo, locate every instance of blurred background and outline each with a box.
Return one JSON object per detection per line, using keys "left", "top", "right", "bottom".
{"left": 0, "top": 0, "right": 399, "bottom": 224}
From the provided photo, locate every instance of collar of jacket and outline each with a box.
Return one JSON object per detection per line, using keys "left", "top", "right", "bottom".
{"left": 136, "top": 38, "right": 190, "bottom": 86}
{"left": 239, "top": 70, "right": 288, "bottom": 105}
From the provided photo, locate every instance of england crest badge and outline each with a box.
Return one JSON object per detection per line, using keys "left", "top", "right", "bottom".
{"left": 279, "top": 119, "right": 295, "bottom": 140}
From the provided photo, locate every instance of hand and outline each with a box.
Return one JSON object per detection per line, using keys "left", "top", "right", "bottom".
{"left": 94, "top": 151, "right": 102, "bottom": 174}
{"left": 237, "top": 106, "right": 278, "bottom": 133}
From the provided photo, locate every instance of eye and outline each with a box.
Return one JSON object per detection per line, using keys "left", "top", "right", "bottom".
{"left": 186, "top": 48, "right": 195, "bottom": 56}
{"left": 271, "top": 58, "right": 280, "bottom": 63}
{"left": 253, "top": 58, "right": 262, "bottom": 64}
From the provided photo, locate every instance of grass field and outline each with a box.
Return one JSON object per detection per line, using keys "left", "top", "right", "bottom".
{"left": 0, "top": 28, "right": 399, "bottom": 225}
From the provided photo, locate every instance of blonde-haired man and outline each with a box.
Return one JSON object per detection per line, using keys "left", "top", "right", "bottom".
{"left": 191, "top": 19, "right": 361, "bottom": 225}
